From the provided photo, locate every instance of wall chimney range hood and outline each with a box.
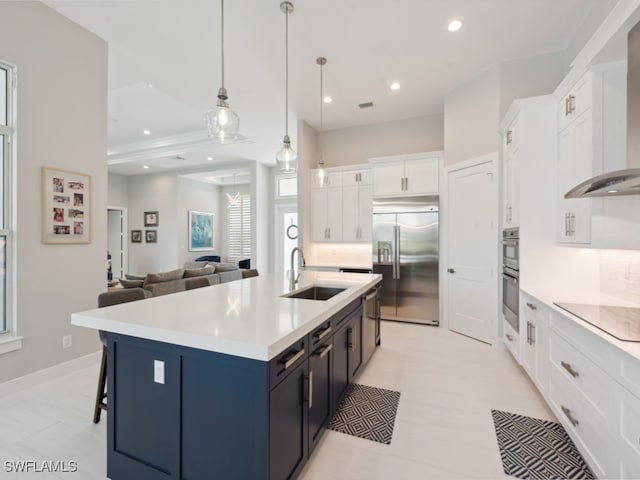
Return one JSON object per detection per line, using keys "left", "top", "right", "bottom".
{"left": 565, "top": 19, "right": 640, "bottom": 198}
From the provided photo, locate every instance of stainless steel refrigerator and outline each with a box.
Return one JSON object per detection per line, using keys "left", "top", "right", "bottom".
{"left": 372, "top": 196, "right": 439, "bottom": 325}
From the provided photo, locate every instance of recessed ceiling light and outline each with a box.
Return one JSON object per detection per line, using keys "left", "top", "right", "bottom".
{"left": 390, "top": 82, "right": 401, "bottom": 91}
{"left": 323, "top": 96, "right": 332, "bottom": 104}
{"left": 143, "top": 165, "right": 149, "bottom": 169}
{"left": 147, "top": 82, "right": 153, "bottom": 88}
{"left": 207, "top": 156, "right": 213, "bottom": 161}
{"left": 607, "top": 189, "right": 619, "bottom": 194}
{"left": 448, "top": 19, "right": 463, "bottom": 32}
{"left": 143, "top": 129, "right": 151, "bottom": 135}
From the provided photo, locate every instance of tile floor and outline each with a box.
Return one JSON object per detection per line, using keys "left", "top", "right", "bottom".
{"left": 0, "top": 321, "right": 554, "bottom": 479}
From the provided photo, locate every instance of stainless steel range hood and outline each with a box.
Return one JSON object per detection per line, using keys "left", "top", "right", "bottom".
{"left": 565, "top": 20, "right": 640, "bottom": 198}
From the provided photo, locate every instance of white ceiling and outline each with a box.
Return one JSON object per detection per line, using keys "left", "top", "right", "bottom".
{"left": 45, "top": 0, "right": 617, "bottom": 176}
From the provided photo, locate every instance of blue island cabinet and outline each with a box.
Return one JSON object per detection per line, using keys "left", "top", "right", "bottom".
{"left": 106, "top": 298, "right": 365, "bottom": 480}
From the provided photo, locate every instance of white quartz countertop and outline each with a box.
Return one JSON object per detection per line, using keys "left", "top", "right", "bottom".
{"left": 522, "top": 286, "right": 640, "bottom": 361}
{"left": 72, "top": 271, "right": 381, "bottom": 361}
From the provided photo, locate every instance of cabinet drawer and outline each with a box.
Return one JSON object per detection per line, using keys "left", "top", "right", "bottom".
{"left": 270, "top": 337, "right": 308, "bottom": 389}
{"left": 503, "top": 318, "right": 519, "bottom": 362}
{"left": 310, "top": 320, "right": 333, "bottom": 348}
{"left": 618, "top": 384, "right": 640, "bottom": 462}
{"left": 521, "top": 294, "right": 550, "bottom": 326}
{"left": 547, "top": 368, "right": 615, "bottom": 478}
{"left": 620, "top": 354, "right": 640, "bottom": 400}
{"left": 549, "top": 309, "right": 618, "bottom": 376}
{"left": 549, "top": 331, "right": 614, "bottom": 419}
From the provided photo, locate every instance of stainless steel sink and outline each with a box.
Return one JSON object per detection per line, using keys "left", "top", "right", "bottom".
{"left": 282, "top": 285, "right": 346, "bottom": 301}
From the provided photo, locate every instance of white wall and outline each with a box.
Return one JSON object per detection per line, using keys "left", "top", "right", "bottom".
{"left": 127, "top": 173, "right": 178, "bottom": 274}
{"left": 253, "top": 162, "right": 269, "bottom": 274}
{"left": 444, "top": 67, "right": 501, "bottom": 166}
{"left": 0, "top": 2, "right": 107, "bottom": 382}
{"left": 177, "top": 177, "right": 221, "bottom": 267}
{"left": 319, "top": 114, "right": 444, "bottom": 168}
{"left": 108, "top": 173, "right": 129, "bottom": 208}
{"left": 499, "top": 52, "right": 567, "bottom": 118}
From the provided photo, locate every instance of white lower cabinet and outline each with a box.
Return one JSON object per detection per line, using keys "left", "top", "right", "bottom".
{"left": 520, "top": 294, "right": 549, "bottom": 397}
{"left": 503, "top": 318, "right": 519, "bottom": 361}
{"left": 518, "top": 289, "right": 640, "bottom": 479}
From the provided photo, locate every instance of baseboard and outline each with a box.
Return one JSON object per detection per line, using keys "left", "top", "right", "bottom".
{"left": 0, "top": 350, "right": 101, "bottom": 398}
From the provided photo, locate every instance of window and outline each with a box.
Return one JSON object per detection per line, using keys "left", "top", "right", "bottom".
{"left": 227, "top": 193, "right": 251, "bottom": 259}
{"left": 275, "top": 174, "right": 297, "bottom": 198}
{"left": 0, "top": 61, "right": 14, "bottom": 340}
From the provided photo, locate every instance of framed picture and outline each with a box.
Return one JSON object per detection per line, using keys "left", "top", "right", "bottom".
{"left": 145, "top": 230, "right": 157, "bottom": 243}
{"left": 188, "top": 210, "right": 214, "bottom": 251}
{"left": 144, "top": 211, "right": 159, "bottom": 227}
{"left": 42, "top": 167, "right": 91, "bottom": 244}
{"left": 131, "top": 230, "right": 142, "bottom": 243}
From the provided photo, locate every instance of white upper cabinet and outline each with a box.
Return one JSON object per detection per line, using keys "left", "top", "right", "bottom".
{"left": 554, "top": 64, "right": 628, "bottom": 246}
{"left": 502, "top": 114, "right": 520, "bottom": 227}
{"left": 370, "top": 152, "right": 441, "bottom": 197}
{"left": 309, "top": 166, "right": 372, "bottom": 243}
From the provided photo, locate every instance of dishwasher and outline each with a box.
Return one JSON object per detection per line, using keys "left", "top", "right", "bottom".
{"left": 362, "top": 285, "right": 381, "bottom": 366}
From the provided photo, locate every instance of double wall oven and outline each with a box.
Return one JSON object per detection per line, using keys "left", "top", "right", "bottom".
{"left": 502, "top": 228, "right": 519, "bottom": 333}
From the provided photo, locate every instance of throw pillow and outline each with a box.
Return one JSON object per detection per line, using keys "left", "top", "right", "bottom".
{"left": 125, "top": 273, "right": 145, "bottom": 281}
{"left": 183, "top": 266, "right": 215, "bottom": 278}
{"left": 144, "top": 268, "right": 185, "bottom": 285}
{"left": 120, "top": 279, "right": 144, "bottom": 289}
{"left": 213, "top": 262, "right": 237, "bottom": 273}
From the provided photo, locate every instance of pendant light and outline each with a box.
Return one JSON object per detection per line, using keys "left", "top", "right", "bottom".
{"left": 276, "top": 1, "right": 297, "bottom": 173}
{"left": 316, "top": 57, "right": 327, "bottom": 187}
{"left": 226, "top": 172, "right": 240, "bottom": 208}
{"left": 206, "top": 0, "right": 240, "bottom": 143}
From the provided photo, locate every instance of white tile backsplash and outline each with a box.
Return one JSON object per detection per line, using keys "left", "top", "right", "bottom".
{"left": 600, "top": 250, "right": 640, "bottom": 304}
{"left": 306, "top": 243, "right": 372, "bottom": 269}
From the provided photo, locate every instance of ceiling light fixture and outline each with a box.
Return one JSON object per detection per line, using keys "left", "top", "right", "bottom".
{"left": 206, "top": 0, "right": 240, "bottom": 143}
{"left": 226, "top": 172, "right": 240, "bottom": 207}
{"left": 143, "top": 129, "right": 151, "bottom": 135}
{"left": 276, "top": 1, "right": 297, "bottom": 173}
{"left": 207, "top": 156, "right": 214, "bottom": 161}
{"left": 316, "top": 56, "right": 327, "bottom": 187}
{"left": 390, "top": 82, "right": 400, "bottom": 91}
{"left": 448, "top": 19, "right": 463, "bottom": 32}
{"left": 323, "top": 96, "right": 332, "bottom": 104}
{"left": 143, "top": 165, "right": 149, "bottom": 169}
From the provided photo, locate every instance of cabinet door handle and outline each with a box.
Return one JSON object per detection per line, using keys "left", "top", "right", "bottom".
{"left": 561, "top": 405, "right": 579, "bottom": 427}
{"left": 506, "top": 130, "right": 512, "bottom": 145}
{"left": 314, "top": 326, "right": 332, "bottom": 340}
{"left": 570, "top": 213, "right": 576, "bottom": 236}
{"left": 308, "top": 370, "right": 313, "bottom": 409}
{"left": 281, "top": 348, "right": 305, "bottom": 369}
{"left": 529, "top": 322, "right": 535, "bottom": 345}
{"left": 526, "top": 321, "right": 531, "bottom": 345}
{"left": 526, "top": 302, "right": 537, "bottom": 310}
{"left": 505, "top": 334, "right": 513, "bottom": 342}
{"left": 569, "top": 94, "right": 576, "bottom": 114}
{"left": 565, "top": 96, "right": 570, "bottom": 116}
{"left": 348, "top": 326, "right": 357, "bottom": 351}
{"left": 447, "top": 268, "right": 455, "bottom": 273}
{"left": 561, "top": 361, "right": 579, "bottom": 378}
{"left": 328, "top": 227, "right": 331, "bottom": 239}
{"left": 405, "top": 177, "right": 409, "bottom": 191}
{"left": 316, "top": 343, "right": 333, "bottom": 358}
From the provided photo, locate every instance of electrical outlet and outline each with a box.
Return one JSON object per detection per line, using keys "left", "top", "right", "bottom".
{"left": 62, "top": 335, "right": 72, "bottom": 349}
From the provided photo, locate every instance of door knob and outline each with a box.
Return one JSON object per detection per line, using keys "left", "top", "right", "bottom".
{"left": 447, "top": 268, "right": 455, "bottom": 273}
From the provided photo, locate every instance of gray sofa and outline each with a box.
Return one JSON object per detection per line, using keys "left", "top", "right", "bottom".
{"left": 119, "top": 262, "right": 258, "bottom": 297}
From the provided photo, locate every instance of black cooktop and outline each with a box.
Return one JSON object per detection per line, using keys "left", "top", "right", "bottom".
{"left": 554, "top": 303, "right": 640, "bottom": 342}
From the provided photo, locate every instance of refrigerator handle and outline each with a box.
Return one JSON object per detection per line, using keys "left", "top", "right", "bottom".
{"left": 395, "top": 225, "right": 401, "bottom": 279}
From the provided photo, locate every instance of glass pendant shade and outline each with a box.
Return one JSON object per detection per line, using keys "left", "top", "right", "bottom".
{"left": 276, "top": 134, "right": 297, "bottom": 173}
{"left": 206, "top": 87, "right": 239, "bottom": 143}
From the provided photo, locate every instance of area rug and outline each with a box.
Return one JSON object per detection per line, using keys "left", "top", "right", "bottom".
{"left": 491, "top": 409, "right": 594, "bottom": 479}
{"left": 328, "top": 383, "right": 400, "bottom": 445}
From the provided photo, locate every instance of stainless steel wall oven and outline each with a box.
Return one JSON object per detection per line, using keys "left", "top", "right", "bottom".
{"left": 502, "top": 228, "right": 519, "bottom": 333}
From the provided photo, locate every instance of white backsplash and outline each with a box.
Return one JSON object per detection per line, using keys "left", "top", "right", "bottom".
{"left": 305, "top": 243, "right": 372, "bottom": 269}
{"left": 599, "top": 249, "right": 640, "bottom": 304}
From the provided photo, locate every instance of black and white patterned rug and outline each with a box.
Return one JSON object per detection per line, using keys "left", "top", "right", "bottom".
{"left": 328, "top": 383, "right": 400, "bottom": 444}
{"left": 491, "top": 409, "right": 594, "bottom": 479}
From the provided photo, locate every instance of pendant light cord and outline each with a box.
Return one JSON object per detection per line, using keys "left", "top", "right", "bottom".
{"left": 284, "top": 7, "right": 289, "bottom": 137}
{"left": 221, "top": 0, "right": 225, "bottom": 90}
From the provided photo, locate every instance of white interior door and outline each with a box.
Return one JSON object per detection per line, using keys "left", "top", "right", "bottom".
{"left": 446, "top": 156, "right": 498, "bottom": 344}
{"left": 275, "top": 204, "right": 297, "bottom": 273}
{"left": 107, "top": 207, "right": 127, "bottom": 280}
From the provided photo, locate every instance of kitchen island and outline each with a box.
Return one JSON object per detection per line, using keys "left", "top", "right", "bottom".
{"left": 72, "top": 271, "right": 382, "bottom": 480}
